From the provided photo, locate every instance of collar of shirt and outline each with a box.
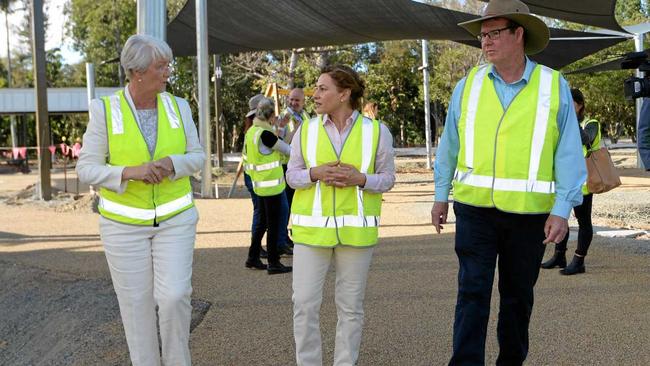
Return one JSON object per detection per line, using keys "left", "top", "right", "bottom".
{"left": 323, "top": 110, "right": 359, "bottom": 127}
{"left": 252, "top": 117, "right": 274, "bottom": 131}
{"left": 287, "top": 107, "right": 301, "bottom": 120}
{"left": 488, "top": 56, "right": 537, "bottom": 86}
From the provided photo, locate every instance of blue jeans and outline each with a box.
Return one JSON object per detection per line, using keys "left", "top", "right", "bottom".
{"left": 244, "top": 173, "right": 264, "bottom": 244}
{"left": 244, "top": 173, "right": 289, "bottom": 249}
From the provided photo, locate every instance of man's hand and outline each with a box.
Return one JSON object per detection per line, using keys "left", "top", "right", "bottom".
{"left": 543, "top": 214, "right": 569, "bottom": 245}
{"left": 431, "top": 201, "right": 449, "bottom": 234}
{"left": 277, "top": 113, "right": 290, "bottom": 128}
{"left": 330, "top": 162, "right": 366, "bottom": 187}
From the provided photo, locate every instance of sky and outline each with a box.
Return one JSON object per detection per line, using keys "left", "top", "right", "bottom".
{"left": 0, "top": 0, "right": 82, "bottom": 65}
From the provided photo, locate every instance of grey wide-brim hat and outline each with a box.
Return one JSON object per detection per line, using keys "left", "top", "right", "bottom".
{"left": 246, "top": 93, "right": 264, "bottom": 118}
{"left": 458, "top": 0, "right": 550, "bottom": 55}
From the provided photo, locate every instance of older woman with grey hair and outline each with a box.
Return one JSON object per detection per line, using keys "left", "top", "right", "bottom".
{"left": 243, "top": 97, "right": 293, "bottom": 274}
{"left": 77, "top": 34, "right": 204, "bottom": 366}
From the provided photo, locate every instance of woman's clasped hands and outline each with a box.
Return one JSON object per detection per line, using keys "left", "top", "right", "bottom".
{"left": 122, "top": 157, "right": 175, "bottom": 184}
{"left": 309, "top": 161, "right": 366, "bottom": 188}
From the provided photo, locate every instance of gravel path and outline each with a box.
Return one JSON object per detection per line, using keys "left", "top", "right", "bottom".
{"left": 0, "top": 152, "right": 648, "bottom": 365}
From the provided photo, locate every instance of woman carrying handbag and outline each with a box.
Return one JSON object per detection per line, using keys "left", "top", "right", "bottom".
{"left": 541, "top": 88, "right": 600, "bottom": 275}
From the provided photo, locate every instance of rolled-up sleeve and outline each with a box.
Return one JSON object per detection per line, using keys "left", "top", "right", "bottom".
{"left": 76, "top": 99, "right": 127, "bottom": 193}
{"left": 361, "top": 123, "right": 395, "bottom": 193}
{"left": 286, "top": 125, "right": 313, "bottom": 189}
{"left": 167, "top": 97, "right": 205, "bottom": 180}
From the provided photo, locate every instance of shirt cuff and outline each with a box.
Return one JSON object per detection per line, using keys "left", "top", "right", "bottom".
{"left": 167, "top": 155, "right": 181, "bottom": 181}
{"left": 292, "top": 169, "right": 314, "bottom": 187}
{"left": 109, "top": 166, "right": 128, "bottom": 194}
{"left": 551, "top": 200, "right": 573, "bottom": 219}
{"left": 434, "top": 187, "right": 451, "bottom": 202}
{"left": 361, "top": 174, "right": 378, "bottom": 191}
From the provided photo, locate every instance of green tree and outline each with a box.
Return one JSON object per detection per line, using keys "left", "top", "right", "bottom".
{"left": 66, "top": 0, "right": 136, "bottom": 86}
{"left": 366, "top": 40, "right": 425, "bottom": 146}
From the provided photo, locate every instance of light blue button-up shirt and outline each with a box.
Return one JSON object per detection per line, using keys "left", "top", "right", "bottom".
{"left": 434, "top": 57, "right": 587, "bottom": 219}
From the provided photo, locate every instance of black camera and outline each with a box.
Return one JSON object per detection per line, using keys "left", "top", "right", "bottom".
{"left": 622, "top": 51, "right": 650, "bottom": 100}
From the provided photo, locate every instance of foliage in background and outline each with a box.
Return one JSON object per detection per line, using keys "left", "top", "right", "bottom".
{"left": 1, "top": 0, "right": 649, "bottom": 150}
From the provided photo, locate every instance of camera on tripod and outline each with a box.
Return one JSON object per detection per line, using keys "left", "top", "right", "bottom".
{"left": 623, "top": 51, "right": 650, "bottom": 100}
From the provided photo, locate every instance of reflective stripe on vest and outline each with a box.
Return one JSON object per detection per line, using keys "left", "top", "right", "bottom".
{"left": 99, "top": 90, "right": 193, "bottom": 225}
{"left": 291, "top": 114, "right": 382, "bottom": 247}
{"left": 454, "top": 64, "right": 560, "bottom": 213}
{"left": 108, "top": 92, "right": 181, "bottom": 135}
{"left": 454, "top": 170, "right": 555, "bottom": 193}
{"left": 244, "top": 160, "right": 281, "bottom": 172}
{"left": 292, "top": 214, "right": 380, "bottom": 228}
{"left": 252, "top": 177, "right": 285, "bottom": 188}
{"left": 99, "top": 192, "right": 193, "bottom": 221}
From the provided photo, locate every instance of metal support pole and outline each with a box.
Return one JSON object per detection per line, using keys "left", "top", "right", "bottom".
{"left": 288, "top": 50, "right": 298, "bottom": 89}
{"left": 86, "top": 63, "right": 96, "bottom": 102}
{"left": 31, "top": 0, "right": 51, "bottom": 200}
{"left": 634, "top": 34, "right": 646, "bottom": 169}
{"left": 421, "top": 40, "right": 433, "bottom": 169}
{"left": 213, "top": 54, "right": 224, "bottom": 168}
{"left": 5, "top": 6, "right": 17, "bottom": 149}
{"left": 85, "top": 62, "right": 97, "bottom": 195}
{"left": 137, "top": 0, "right": 166, "bottom": 40}
{"left": 196, "top": 0, "right": 213, "bottom": 197}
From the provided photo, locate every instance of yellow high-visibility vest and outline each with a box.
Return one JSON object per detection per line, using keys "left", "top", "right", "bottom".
{"left": 243, "top": 122, "right": 286, "bottom": 196}
{"left": 99, "top": 90, "right": 193, "bottom": 226}
{"left": 280, "top": 109, "right": 310, "bottom": 164}
{"left": 453, "top": 64, "right": 561, "bottom": 214}
{"left": 291, "top": 114, "right": 382, "bottom": 247}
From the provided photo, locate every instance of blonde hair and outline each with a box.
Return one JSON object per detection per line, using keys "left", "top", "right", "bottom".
{"left": 121, "top": 34, "right": 173, "bottom": 80}
{"left": 363, "top": 101, "right": 378, "bottom": 119}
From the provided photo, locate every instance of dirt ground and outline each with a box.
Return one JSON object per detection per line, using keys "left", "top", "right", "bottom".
{"left": 0, "top": 150, "right": 648, "bottom": 365}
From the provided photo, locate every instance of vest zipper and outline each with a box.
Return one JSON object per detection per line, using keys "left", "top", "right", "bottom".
{"left": 125, "top": 92, "right": 159, "bottom": 227}
{"left": 153, "top": 186, "right": 158, "bottom": 227}
{"left": 324, "top": 114, "right": 361, "bottom": 245}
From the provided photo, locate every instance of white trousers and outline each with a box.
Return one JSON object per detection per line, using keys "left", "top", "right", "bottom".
{"left": 99, "top": 207, "right": 198, "bottom": 366}
{"left": 292, "top": 244, "right": 375, "bottom": 366}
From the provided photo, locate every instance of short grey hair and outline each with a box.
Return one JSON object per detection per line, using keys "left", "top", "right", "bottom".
{"left": 120, "top": 34, "right": 173, "bottom": 80}
{"left": 256, "top": 97, "right": 276, "bottom": 120}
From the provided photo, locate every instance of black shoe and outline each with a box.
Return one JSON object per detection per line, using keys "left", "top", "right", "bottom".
{"left": 279, "top": 246, "right": 293, "bottom": 256}
{"left": 541, "top": 250, "right": 566, "bottom": 269}
{"left": 267, "top": 262, "right": 292, "bottom": 275}
{"left": 560, "top": 255, "right": 585, "bottom": 275}
{"left": 260, "top": 248, "right": 268, "bottom": 259}
{"left": 245, "top": 259, "right": 267, "bottom": 270}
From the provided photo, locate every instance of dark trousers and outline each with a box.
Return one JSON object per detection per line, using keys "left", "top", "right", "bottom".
{"left": 282, "top": 164, "right": 295, "bottom": 216}
{"left": 555, "top": 193, "right": 593, "bottom": 256}
{"left": 244, "top": 173, "right": 264, "bottom": 242}
{"left": 244, "top": 173, "right": 283, "bottom": 264}
{"left": 449, "top": 202, "right": 547, "bottom": 366}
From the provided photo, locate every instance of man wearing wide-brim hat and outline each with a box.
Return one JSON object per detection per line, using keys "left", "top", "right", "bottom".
{"left": 431, "top": 0, "right": 586, "bottom": 364}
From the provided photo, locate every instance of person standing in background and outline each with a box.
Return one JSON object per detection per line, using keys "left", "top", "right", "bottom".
{"left": 541, "top": 88, "right": 600, "bottom": 275}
